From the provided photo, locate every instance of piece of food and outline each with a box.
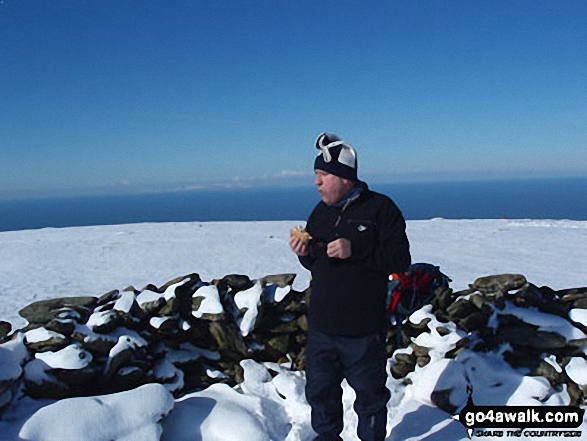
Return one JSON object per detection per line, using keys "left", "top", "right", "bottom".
{"left": 290, "top": 225, "right": 311, "bottom": 243}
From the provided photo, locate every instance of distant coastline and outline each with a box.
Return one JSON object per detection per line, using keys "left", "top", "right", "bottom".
{"left": 1, "top": 177, "right": 586, "bottom": 233}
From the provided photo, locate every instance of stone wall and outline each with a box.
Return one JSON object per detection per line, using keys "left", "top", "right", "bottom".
{"left": 388, "top": 274, "right": 587, "bottom": 410}
{"left": 1, "top": 271, "right": 586, "bottom": 412}
{"left": 0, "top": 272, "right": 308, "bottom": 402}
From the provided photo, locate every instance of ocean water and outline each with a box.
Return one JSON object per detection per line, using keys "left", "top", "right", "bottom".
{"left": 1, "top": 177, "right": 586, "bottom": 232}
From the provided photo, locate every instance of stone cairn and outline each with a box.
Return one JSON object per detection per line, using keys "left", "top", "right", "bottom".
{"left": 389, "top": 274, "right": 587, "bottom": 410}
{"left": 1, "top": 271, "right": 586, "bottom": 412}
{"left": 0, "top": 273, "right": 308, "bottom": 404}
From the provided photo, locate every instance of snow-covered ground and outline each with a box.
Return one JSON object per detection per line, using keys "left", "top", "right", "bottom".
{"left": 1, "top": 219, "right": 586, "bottom": 440}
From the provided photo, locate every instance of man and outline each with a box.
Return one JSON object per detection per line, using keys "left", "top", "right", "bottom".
{"left": 289, "top": 133, "right": 411, "bottom": 441}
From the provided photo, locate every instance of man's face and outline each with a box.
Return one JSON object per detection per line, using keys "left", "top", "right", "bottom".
{"left": 314, "top": 170, "right": 354, "bottom": 206}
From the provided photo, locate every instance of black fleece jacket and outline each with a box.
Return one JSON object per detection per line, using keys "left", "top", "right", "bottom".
{"left": 299, "top": 185, "right": 411, "bottom": 336}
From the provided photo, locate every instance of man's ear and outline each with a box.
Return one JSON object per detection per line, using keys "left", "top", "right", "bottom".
{"left": 341, "top": 178, "right": 354, "bottom": 188}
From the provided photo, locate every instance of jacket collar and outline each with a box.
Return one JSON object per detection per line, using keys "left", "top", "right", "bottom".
{"left": 331, "top": 181, "right": 366, "bottom": 210}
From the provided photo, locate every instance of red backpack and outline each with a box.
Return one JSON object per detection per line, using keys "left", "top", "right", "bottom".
{"left": 387, "top": 263, "right": 451, "bottom": 319}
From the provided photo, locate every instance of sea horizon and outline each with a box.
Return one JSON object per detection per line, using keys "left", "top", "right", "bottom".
{"left": 1, "top": 176, "right": 586, "bottom": 233}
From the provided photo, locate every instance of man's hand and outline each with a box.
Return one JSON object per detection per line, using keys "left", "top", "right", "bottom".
{"left": 289, "top": 235, "right": 309, "bottom": 257}
{"left": 327, "top": 238, "right": 352, "bottom": 259}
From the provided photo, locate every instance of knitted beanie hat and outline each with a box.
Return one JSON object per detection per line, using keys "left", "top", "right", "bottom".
{"left": 314, "top": 133, "right": 358, "bottom": 182}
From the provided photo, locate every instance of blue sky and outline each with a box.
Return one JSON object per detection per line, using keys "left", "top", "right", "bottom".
{"left": 1, "top": 0, "right": 586, "bottom": 200}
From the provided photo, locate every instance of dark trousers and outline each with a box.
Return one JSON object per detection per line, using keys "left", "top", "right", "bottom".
{"left": 305, "top": 329, "right": 390, "bottom": 441}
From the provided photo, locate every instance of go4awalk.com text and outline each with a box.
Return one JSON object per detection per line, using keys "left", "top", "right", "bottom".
{"left": 454, "top": 398, "right": 584, "bottom": 439}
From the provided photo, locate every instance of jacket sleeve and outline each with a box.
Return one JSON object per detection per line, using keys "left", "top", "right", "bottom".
{"left": 350, "top": 200, "right": 411, "bottom": 274}
{"left": 297, "top": 207, "right": 318, "bottom": 271}
{"left": 298, "top": 254, "right": 314, "bottom": 271}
